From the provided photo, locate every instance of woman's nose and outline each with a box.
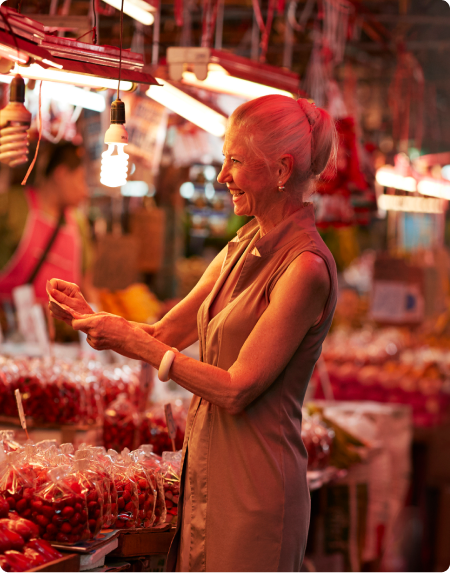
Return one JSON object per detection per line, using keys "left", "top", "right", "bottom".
{"left": 217, "top": 164, "right": 231, "bottom": 184}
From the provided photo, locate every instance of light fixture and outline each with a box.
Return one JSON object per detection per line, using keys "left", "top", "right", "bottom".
{"left": 0, "top": 75, "right": 31, "bottom": 167}
{"left": 377, "top": 194, "right": 443, "bottom": 214}
{"left": 166, "top": 47, "right": 300, "bottom": 101}
{"left": 375, "top": 166, "right": 417, "bottom": 192}
{"left": 102, "top": 0, "right": 155, "bottom": 25}
{"left": 181, "top": 66, "right": 294, "bottom": 100}
{"left": 101, "top": 99, "right": 129, "bottom": 188}
{"left": 146, "top": 78, "right": 227, "bottom": 137}
{"left": 417, "top": 178, "right": 450, "bottom": 200}
{"left": 41, "top": 83, "right": 106, "bottom": 112}
{"left": 0, "top": 42, "right": 29, "bottom": 64}
{"left": 8, "top": 63, "right": 134, "bottom": 91}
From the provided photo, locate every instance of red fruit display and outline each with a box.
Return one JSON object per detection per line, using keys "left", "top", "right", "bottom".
{"left": 139, "top": 403, "right": 186, "bottom": 456}
{"left": 0, "top": 496, "right": 9, "bottom": 518}
{"left": 132, "top": 446, "right": 167, "bottom": 526}
{"left": 25, "top": 538, "right": 63, "bottom": 561}
{"left": 0, "top": 451, "right": 38, "bottom": 518}
{"left": 161, "top": 452, "right": 182, "bottom": 525}
{"left": 106, "top": 453, "right": 139, "bottom": 530}
{"left": 121, "top": 451, "right": 156, "bottom": 528}
{"left": 3, "top": 550, "right": 33, "bottom": 572}
{"left": 0, "top": 516, "right": 39, "bottom": 541}
{"left": 67, "top": 460, "right": 104, "bottom": 539}
{"left": 0, "top": 525, "right": 25, "bottom": 551}
{"left": 103, "top": 394, "right": 137, "bottom": 452}
{"left": 30, "top": 465, "right": 90, "bottom": 545}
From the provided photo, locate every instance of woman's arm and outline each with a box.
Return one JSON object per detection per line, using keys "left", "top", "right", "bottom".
{"left": 131, "top": 245, "right": 228, "bottom": 350}
{"left": 72, "top": 252, "right": 330, "bottom": 414}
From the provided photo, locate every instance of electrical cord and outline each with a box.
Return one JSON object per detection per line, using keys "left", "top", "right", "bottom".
{"left": 117, "top": 0, "right": 124, "bottom": 99}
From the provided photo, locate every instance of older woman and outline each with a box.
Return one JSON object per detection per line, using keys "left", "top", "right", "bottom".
{"left": 49, "top": 95, "right": 338, "bottom": 572}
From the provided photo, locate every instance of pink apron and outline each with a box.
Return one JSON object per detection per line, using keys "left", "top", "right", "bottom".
{"left": 0, "top": 188, "right": 82, "bottom": 303}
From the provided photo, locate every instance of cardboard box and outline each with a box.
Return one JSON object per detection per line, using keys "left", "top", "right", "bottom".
{"left": 30, "top": 553, "right": 80, "bottom": 572}
{"left": 111, "top": 527, "right": 175, "bottom": 557}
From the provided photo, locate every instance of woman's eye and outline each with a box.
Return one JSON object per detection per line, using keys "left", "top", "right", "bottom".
{"left": 231, "top": 158, "right": 240, "bottom": 164}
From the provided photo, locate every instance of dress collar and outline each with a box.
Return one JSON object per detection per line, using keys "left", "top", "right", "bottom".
{"left": 234, "top": 203, "right": 317, "bottom": 257}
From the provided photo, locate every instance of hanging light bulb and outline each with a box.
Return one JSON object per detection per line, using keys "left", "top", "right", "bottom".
{"left": 100, "top": 99, "right": 129, "bottom": 188}
{"left": 0, "top": 75, "right": 31, "bottom": 167}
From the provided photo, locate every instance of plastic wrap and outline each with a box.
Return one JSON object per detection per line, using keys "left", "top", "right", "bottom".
{"left": 161, "top": 451, "right": 182, "bottom": 525}
{"left": 106, "top": 451, "right": 139, "bottom": 529}
{"left": 103, "top": 394, "right": 137, "bottom": 452}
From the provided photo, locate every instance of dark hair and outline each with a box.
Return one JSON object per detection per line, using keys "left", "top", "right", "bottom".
{"left": 44, "top": 142, "right": 85, "bottom": 178}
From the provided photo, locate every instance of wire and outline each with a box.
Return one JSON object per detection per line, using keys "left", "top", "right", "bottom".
{"left": 22, "top": 81, "right": 43, "bottom": 186}
{"left": 117, "top": 0, "right": 124, "bottom": 100}
{"left": 92, "top": 0, "right": 97, "bottom": 44}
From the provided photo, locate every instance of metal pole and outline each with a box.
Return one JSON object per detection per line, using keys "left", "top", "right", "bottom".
{"left": 152, "top": 0, "right": 161, "bottom": 65}
{"left": 215, "top": 0, "right": 224, "bottom": 50}
{"left": 251, "top": 12, "right": 259, "bottom": 61}
{"left": 283, "top": 5, "right": 294, "bottom": 68}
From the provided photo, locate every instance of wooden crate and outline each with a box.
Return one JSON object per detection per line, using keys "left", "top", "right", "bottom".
{"left": 110, "top": 527, "right": 175, "bottom": 557}
{"left": 30, "top": 553, "right": 80, "bottom": 572}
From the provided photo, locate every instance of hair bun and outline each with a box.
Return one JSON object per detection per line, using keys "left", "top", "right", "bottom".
{"left": 297, "top": 98, "right": 320, "bottom": 128}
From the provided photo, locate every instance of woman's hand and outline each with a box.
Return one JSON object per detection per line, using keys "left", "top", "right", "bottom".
{"left": 72, "top": 312, "right": 141, "bottom": 357}
{"left": 48, "top": 279, "right": 94, "bottom": 325}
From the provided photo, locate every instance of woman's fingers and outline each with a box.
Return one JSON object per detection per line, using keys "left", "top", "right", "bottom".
{"left": 49, "top": 279, "right": 80, "bottom": 297}
{"left": 48, "top": 301, "right": 73, "bottom": 323}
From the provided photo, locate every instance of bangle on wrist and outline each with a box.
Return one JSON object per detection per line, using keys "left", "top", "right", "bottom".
{"left": 158, "top": 347, "right": 178, "bottom": 382}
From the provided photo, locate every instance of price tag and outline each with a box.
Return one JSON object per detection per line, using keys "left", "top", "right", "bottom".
{"left": 164, "top": 403, "right": 177, "bottom": 452}
{"left": 30, "top": 304, "right": 51, "bottom": 357}
{"left": 15, "top": 389, "right": 30, "bottom": 440}
{"left": 12, "top": 285, "right": 37, "bottom": 343}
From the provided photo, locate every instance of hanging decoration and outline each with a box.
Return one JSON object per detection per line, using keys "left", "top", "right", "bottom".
{"left": 388, "top": 49, "right": 425, "bottom": 153}
{"left": 201, "top": 0, "right": 221, "bottom": 48}
{"left": 252, "top": 0, "right": 278, "bottom": 63}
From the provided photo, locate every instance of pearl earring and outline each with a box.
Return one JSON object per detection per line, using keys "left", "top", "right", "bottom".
{"left": 278, "top": 181, "right": 285, "bottom": 191}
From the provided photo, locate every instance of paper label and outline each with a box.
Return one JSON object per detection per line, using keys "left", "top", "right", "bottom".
{"left": 46, "top": 281, "right": 83, "bottom": 320}
{"left": 164, "top": 403, "right": 177, "bottom": 440}
{"left": 12, "top": 285, "right": 37, "bottom": 343}
{"left": 15, "top": 389, "right": 27, "bottom": 430}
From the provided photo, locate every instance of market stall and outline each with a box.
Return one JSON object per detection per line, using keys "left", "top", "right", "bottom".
{"left": 0, "top": 0, "right": 449, "bottom": 570}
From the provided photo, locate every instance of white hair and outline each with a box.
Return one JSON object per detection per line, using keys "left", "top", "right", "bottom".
{"left": 229, "top": 95, "right": 337, "bottom": 198}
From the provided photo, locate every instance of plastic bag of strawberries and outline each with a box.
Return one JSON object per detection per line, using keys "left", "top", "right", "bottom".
{"left": 131, "top": 445, "right": 167, "bottom": 526}
{"left": 106, "top": 450, "right": 139, "bottom": 530}
{"left": 161, "top": 451, "right": 182, "bottom": 525}
{"left": 103, "top": 393, "right": 137, "bottom": 452}
{"left": 121, "top": 449, "right": 156, "bottom": 528}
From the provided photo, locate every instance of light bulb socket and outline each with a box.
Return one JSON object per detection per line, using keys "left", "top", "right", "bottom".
{"left": 9, "top": 75, "right": 26, "bottom": 104}
{"left": 110, "top": 99, "right": 126, "bottom": 124}
{"left": 104, "top": 122, "right": 129, "bottom": 144}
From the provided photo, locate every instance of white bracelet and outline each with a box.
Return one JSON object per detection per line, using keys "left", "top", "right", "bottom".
{"left": 158, "top": 348, "right": 178, "bottom": 382}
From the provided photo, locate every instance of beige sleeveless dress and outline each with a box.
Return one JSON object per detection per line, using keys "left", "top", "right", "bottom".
{"left": 167, "top": 204, "right": 338, "bottom": 572}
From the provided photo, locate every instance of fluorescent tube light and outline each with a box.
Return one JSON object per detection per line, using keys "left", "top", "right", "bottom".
{"left": 417, "top": 178, "right": 450, "bottom": 200}
{"left": 375, "top": 166, "right": 417, "bottom": 192}
{"left": 146, "top": 78, "right": 227, "bottom": 137}
{"left": 377, "top": 194, "right": 443, "bottom": 214}
{"left": 0, "top": 42, "right": 29, "bottom": 64}
{"left": 10, "top": 63, "right": 134, "bottom": 91}
{"left": 41, "top": 83, "right": 105, "bottom": 112}
{"left": 102, "top": 0, "right": 155, "bottom": 25}
{"left": 182, "top": 65, "right": 294, "bottom": 100}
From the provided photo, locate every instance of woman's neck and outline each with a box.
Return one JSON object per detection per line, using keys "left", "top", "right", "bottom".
{"left": 255, "top": 196, "right": 306, "bottom": 237}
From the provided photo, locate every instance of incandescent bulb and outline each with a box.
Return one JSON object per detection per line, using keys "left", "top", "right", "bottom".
{"left": 101, "top": 143, "right": 129, "bottom": 187}
{"left": 0, "top": 75, "right": 31, "bottom": 167}
{"left": 100, "top": 99, "right": 129, "bottom": 188}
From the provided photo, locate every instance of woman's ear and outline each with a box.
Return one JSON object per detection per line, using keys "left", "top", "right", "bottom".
{"left": 278, "top": 154, "right": 294, "bottom": 183}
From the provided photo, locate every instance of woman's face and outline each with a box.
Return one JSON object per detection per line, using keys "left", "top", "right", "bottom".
{"left": 217, "top": 125, "right": 278, "bottom": 218}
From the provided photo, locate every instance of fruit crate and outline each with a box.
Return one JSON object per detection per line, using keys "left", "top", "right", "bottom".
{"left": 110, "top": 525, "right": 175, "bottom": 557}
{"left": 30, "top": 553, "right": 80, "bottom": 572}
